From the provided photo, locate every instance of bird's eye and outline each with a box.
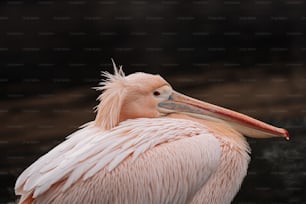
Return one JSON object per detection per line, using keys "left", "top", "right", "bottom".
{"left": 153, "top": 91, "right": 161, "bottom": 96}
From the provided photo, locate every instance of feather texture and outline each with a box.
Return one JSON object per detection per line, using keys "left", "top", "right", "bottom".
{"left": 15, "top": 117, "right": 220, "bottom": 200}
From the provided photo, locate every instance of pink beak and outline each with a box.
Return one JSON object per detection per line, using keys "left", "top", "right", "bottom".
{"left": 158, "top": 91, "right": 289, "bottom": 140}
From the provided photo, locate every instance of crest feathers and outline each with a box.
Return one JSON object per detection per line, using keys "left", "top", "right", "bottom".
{"left": 94, "top": 59, "right": 127, "bottom": 130}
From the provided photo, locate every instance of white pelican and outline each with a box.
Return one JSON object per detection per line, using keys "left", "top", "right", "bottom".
{"left": 15, "top": 61, "right": 289, "bottom": 204}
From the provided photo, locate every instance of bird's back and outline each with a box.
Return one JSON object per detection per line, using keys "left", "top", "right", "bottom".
{"left": 16, "top": 118, "right": 221, "bottom": 204}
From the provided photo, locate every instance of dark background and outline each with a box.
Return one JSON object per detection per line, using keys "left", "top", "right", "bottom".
{"left": 1, "top": 0, "right": 306, "bottom": 203}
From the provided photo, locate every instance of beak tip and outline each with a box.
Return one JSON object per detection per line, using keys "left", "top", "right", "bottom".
{"left": 283, "top": 129, "right": 290, "bottom": 140}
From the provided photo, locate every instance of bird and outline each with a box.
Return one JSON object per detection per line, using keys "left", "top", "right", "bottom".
{"left": 15, "top": 60, "right": 289, "bottom": 204}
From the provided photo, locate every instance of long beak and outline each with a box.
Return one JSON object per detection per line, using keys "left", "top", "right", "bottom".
{"left": 158, "top": 91, "right": 289, "bottom": 140}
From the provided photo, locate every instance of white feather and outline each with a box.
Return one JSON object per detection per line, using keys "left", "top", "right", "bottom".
{"left": 107, "top": 148, "right": 135, "bottom": 171}
{"left": 82, "top": 150, "right": 118, "bottom": 180}
{"left": 15, "top": 117, "right": 213, "bottom": 198}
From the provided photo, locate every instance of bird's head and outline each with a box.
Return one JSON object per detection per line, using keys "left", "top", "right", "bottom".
{"left": 95, "top": 60, "right": 289, "bottom": 140}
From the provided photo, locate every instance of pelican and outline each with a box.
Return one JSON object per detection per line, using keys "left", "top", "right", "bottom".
{"left": 15, "top": 61, "right": 289, "bottom": 204}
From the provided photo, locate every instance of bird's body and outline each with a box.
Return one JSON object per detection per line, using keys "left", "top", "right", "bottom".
{"left": 15, "top": 62, "right": 288, "bottom": 204}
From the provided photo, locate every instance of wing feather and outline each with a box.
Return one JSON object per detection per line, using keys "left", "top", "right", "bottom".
{"left": 15, "top": 118, "right": 219, "bottom": 200}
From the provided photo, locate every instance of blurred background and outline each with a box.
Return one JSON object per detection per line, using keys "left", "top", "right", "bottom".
{"left": 1, "top": 0, "right": 306, "bottom": 203}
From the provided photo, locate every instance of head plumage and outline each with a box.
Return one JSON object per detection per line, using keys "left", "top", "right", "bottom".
{"left": 96, "top": 59, "right": 126, "bottom": 90}
{"left": 94, "top": 59, "right": 128, "bottom": 130}
{"left": 94, "top": 60, "right": 169, "bottom": 130}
